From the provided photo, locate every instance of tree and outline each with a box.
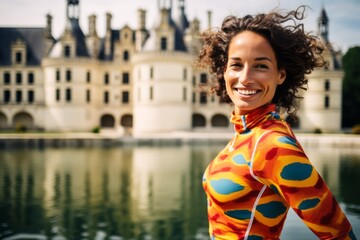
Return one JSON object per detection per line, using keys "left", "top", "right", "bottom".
{"left": 342, "top": 46, "right": 360, "bottom": 128}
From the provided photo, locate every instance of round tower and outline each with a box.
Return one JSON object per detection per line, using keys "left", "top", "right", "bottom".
{"left": 132, "top": 0, "right": 193, "bottom": 135}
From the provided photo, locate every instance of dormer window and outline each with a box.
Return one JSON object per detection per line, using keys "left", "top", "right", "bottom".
{"left": 16, "top": 52, "right": 22, "bottom": 64}
{"left": 160, "top": 37, "right": 167, "bottom": 51}
{"left": 64, "top": 45, "right": 71, "bottom": 57}
{"left": 11, "top": 39, "right": 26, "bottom": 65}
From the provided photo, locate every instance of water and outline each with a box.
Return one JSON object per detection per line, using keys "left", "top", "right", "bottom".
{"left": 0, "top": 143, "right": 359, "bottom": 240}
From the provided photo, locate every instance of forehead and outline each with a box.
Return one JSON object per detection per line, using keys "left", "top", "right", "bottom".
{"left": 228, "top": 31, "right": 276, "bottom": 57}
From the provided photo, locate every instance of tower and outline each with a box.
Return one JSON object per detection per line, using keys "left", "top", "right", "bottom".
{"left": 132, "top": 0, "right": 193, "bottom": 135}
{"left": 298, "top": 6, "right": 343, "bottom": 133}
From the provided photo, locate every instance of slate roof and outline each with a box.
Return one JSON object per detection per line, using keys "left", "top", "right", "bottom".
{"left": 67, "top": 18, "right": 90, "bottom": 57}
{"left": 143, "top": 8, "right": 187, "bottom": 52}
{"left": 0, "top": 27, "right": 53, "bottom": 66}
{"left": 49, "top": 18, "right": 90, "bottom": 58}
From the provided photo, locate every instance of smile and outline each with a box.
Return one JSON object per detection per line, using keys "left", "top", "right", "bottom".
{"left": 236, "top": 89, "right": 259, "bottom": 95}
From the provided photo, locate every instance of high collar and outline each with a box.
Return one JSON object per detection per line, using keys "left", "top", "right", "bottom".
{"left": 230, "top": 104, "right": 278, "bottom": 133}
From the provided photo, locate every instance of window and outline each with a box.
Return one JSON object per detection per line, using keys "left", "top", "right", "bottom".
{"left": 104, "top": 91, "right": 109, "bottom": 104}
{"left": 324, "top": 95, "right": 330, "bottom": 109}
{"left": 122, "top": 72, "right": 129, "bottom": 84}
{"left": 122, "top": 91, "right": 129, "bottom": 104}
{"left": 192, "top": 75, "right": 196, "bottom": 86}
{"left": 104, "top": 73, "right": 109, "bottom": 85}
{"left": 150, "top": 67, "right": 154, "bottom": 79}
{"left": 64, "top": 45, "right": 71, "bottom": 57}
{"left": 66, "top": 69, "right": 71, "bottom": 82}
{"left": 150, "top": 87, "right": 153, "bottom": 100}
{"left": 28, "top": 72, "right": 34, "bottom": 84}
{"left": 183, "top": 68, "right": 187, "bottom": 81}
{"left": 86, "top": 89, "right": 91, "bottom": 103}
{"left": 65, "top": 88, "right": 71, "bottom": 102}
{"left": 56, "top": 89, "right": 60, "bottom": 101}
{"left": 200, "top": 73, "right": 207, "bottom": 84}
{"left": 16, "top": 72, "right": 22, "bottom": 84}
{"left": 15, "top": 52, "right": 22, "bottom": 63}
{"left": 200, "top": 92, "right": 207, "bottom": 104}
{"left": 4, "top": 90, "right": 11, "bottom": 103}
{"left": 192, "top": 92, "right": 196, "bottom": 103}
{"left": 86, "top": 71, "right": 91, "bottom": 83}
{"left": 16, "top": 90, "right": 22, "bottom": 103}
{"left": 3, "top": 72, "right": 10, "bottom": 84}
{"left": 160, "top": 37, "right": 167, "bottom": 51}
{"left": 28, "top": 90, "right": 34, "bottom": 103}
{"left": 324, "top": 79, "right": 330, "bottom": 91}
{"left": 183, "top": 87, "right": 187, "bottom": 102}
{"left": 56, "top": 69, "right": 60, "bottom": 82}
{"left": 123, "top": 50, "right": 129, "bottom": 61}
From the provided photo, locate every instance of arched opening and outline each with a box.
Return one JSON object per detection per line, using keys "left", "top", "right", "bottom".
{"left": 286, "top": 115, "right": 300, "bottom": 129}
{"left": 120, "top": 114, "right": 133, "bottom": 127}
{"left": 0, "top": 112, "right": 8, "bottom": 130}
{"left": 100, "top": 114, "right": 115, "bottom": 128}
{"left": 192, "top": 113, "right": 206, "bottom": 127}
{"left": 211, "top": 114, "right": 229, "bottom": 127}
{"left": 13, "top": 111, "right": 34, "bottom": 131}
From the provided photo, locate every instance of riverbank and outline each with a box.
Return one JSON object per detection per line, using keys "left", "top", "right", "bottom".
{"left": 0, "top": 131, "right": 360, "bottom": 149}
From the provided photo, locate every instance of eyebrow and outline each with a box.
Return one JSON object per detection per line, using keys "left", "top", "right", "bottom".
{"left": 229, "top": 57, "right": 273, "bottom": 62}
{"left": 255, "top": 57, "right": 272, "bottom": 62}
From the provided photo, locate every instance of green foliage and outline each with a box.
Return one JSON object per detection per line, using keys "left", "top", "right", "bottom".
{"left": 342, "top": 46, "right": 360, "bottom": 128}
{"left": 92, "top": 126, "right": 100, "bottom": 133}
{"left": 15, "top": 124, "right": 27, "bottom": 133}
{"left": 313, "top": 128, "right": 322, "bottom": 134}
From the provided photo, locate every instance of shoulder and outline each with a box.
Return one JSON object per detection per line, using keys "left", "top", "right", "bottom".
{"left": 254, "top": 118, "right": 299, "bottom": 148}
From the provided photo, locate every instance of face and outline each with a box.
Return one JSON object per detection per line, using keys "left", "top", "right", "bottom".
{"left": 224, "top": 31, "right": 286, "bottom": 115}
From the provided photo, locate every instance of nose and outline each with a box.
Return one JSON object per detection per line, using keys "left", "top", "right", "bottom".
{"left": 237, "top": 66, "right": 252, "bottom": 85}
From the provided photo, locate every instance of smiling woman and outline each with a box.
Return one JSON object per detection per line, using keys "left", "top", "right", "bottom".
{"left": 224, "top": 31, "right": 286, "bottom": 115}
{"left": 196, "top": 5, "right": 357, "bottom": 240}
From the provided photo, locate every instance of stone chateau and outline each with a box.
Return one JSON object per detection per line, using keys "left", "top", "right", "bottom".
{"left": 0, "top": 0, "right": 343, "bottom": 134}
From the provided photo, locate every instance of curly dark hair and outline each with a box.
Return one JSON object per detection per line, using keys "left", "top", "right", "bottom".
{"left": 196, "top": 5, "right": 326, "bottom": 114}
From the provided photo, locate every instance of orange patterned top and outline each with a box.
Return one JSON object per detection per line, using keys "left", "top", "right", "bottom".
{"left": 203, "top": 104, "right": 356, "bottom": 240}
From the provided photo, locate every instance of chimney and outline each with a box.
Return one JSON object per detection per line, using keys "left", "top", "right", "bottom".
{"left": 207, "top": 10, "right": 212, "bottom": 29}
{"left": 88, "top": 14, "right": 97, "bottom": 36}
{"left": 45, "top": 14, "right": 53, "bottom": 38}
{"left": 104, "top": 12, "right": 112, "bottom": 58}
{"left": 138, "top": 9, "right": 146, "bottom": 30}
{"left": 106, "top": 12, "right": 112, "bottom": 31}
{"left": 136, "top": 9, "right": 148, "bottom": 51}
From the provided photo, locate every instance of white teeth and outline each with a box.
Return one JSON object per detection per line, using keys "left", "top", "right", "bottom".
{"left": 237, "top": 89, "right": 257, "bottom": 95}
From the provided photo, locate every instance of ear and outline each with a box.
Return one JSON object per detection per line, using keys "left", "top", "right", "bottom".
{"left": 278, "top": 69, "right": 286, "bottom": 85}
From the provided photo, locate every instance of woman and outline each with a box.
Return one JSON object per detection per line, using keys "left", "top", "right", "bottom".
{"left": 197, "top": 6, "right": 356, "bottom": 240}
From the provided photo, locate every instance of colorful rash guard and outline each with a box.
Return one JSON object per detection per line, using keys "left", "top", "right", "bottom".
{"left": 202, "top": 104, "right": 356, "bottom": 240}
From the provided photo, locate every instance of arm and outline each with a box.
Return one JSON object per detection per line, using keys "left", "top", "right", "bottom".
{"left": 252, "top": 131, "right": 356, "bottom": 240}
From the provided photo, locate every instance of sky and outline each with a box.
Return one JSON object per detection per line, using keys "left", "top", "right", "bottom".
{"left": 0, "top": 0, "right": 359, "bottom": 52}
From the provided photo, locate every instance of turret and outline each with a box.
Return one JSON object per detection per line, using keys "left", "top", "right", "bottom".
{"left": 176, "top": 0, "right": 189, "bottom": 32}
{"left": 318, "top": 7, "right": 329, "bottom": 43}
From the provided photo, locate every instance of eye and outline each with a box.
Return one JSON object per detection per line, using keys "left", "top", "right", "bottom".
{"left": 255, "top": 64, "right": 269, "bottom": 70}
{"left": 229, "top": 62, "right": 243, "bottom": 68}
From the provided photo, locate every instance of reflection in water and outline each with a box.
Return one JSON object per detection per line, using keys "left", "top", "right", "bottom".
{"left": 0, "top": 145, "right": 359, "bottom": 239}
